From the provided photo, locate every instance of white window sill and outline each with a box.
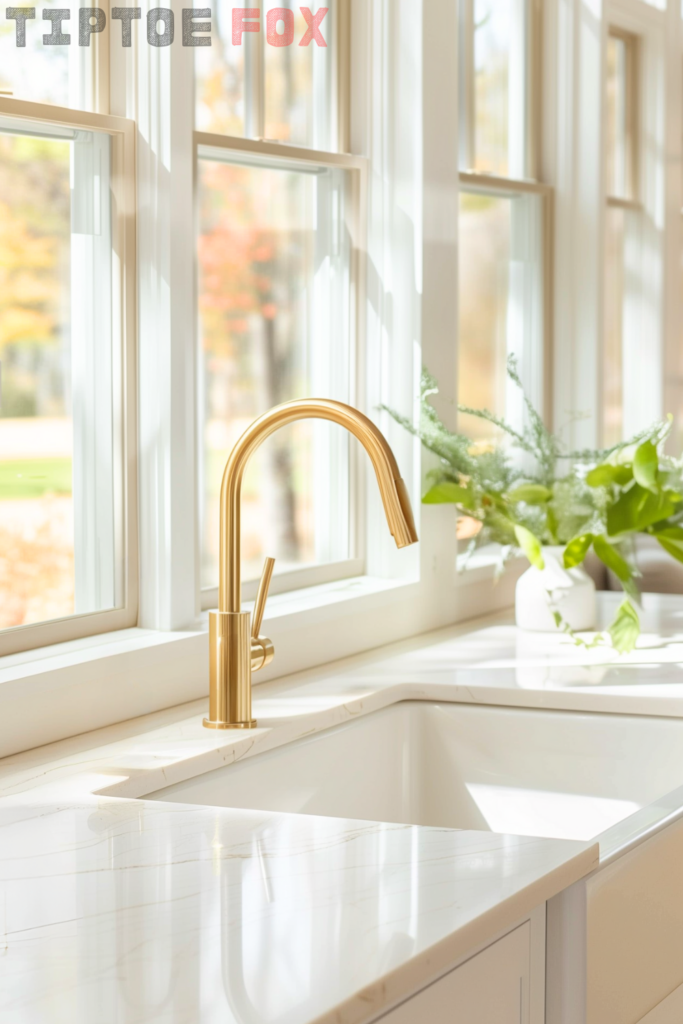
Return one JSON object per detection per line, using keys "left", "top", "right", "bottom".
{"left": 0, "top": 553, "right": 519, "bottom": 686}
{"left": 0, "top": 574, "right": 415, "bottom": 689}
{"left": 0, "top": 560, "right": 520, "bottom": 759}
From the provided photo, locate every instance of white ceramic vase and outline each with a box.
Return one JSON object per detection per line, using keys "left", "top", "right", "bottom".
{"left": 515, "top": 545, "right": 596, "bottom": 632}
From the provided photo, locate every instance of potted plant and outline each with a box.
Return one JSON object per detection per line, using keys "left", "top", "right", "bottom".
{"left": 384, "top": 358, "right": 683, "bottom": 653}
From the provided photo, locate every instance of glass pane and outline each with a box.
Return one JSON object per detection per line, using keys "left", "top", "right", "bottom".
{"left": 472, "top": 0, "right": 527, "bottom": 177}
{"left": 458, "top": 189, "right": 543, "bottom": 440}
{"left": 604, "top": 206, "right": 625, "bottom": 447}
{"left": 0, "top": 0, "right": 94, "bottom": 107}
{"left": 264, "top": 1, "right": 336, "bottom": 147}
{"left": 197, "top": 155, "right": 351, "bottom": 589}
{"left": 0, "top": 121, "right": 119, "bottom": 631}
{"left": 458, "top": 192, "right": 511, "bottom": 441}
{"left": 195, "top": 0, "right": 338, "bottom": 150}
{"left": 606, "top": 35, "right": 630, "bottom": 199}
{"left": 195, "top": 0, "right": 246, "bottom": 136}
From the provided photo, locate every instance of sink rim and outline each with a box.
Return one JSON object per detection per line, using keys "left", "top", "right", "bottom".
{"left": 97, "top": 687, "right": 683, "bottom": 868}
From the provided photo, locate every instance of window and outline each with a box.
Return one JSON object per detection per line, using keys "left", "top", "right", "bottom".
{"left": 458, "top": 187, "right": 545, "bottom": 445}
{"left": 605, "top": 31, "right": 637, "bottom": 202}
{"left": 602, "top": 27, "right": 640, "bottom": 447}
{"left": 0, "top": 1, "right": 106, "bottom": 110}
{"left": 457, "top": 0, "right": 547, "bottom": 444}
{"left": 196, "top": 0, "right": 343, "bottom": 149}
{"left": 197, "top": 149, "right": 354, "bottom": 590}
{"left": 459, "top": 0, "right": 536, "bottom": 178}
{"left": 194, "top": 2, "right": 361, "bottom": 606}
{"left": 0, "top": 101, "right": 136, "bottom": 654}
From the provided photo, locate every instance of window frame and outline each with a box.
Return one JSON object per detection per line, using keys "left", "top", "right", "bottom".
{"left": 0, "top": 95, "right": 138, "bottom": 657}
{"left": 605, "top": 26, "right": 640, "bottom": 208}
{"left": 193, "top": 1, "right": 365, "bottom": 612}
{"left": 458, "top": 0, "right": 542, "bottom": 181}
{"left": 193, "top": 133, "right": 368, "bottom": 611}
{"left": 457, "top": 169, "right": 553, "bottom": 427}
{"left": 456, "top": 0, "right": 552, "bottom": 562}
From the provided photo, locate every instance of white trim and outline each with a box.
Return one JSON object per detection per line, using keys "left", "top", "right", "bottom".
{"left": 131, "top": 0, "right": 198, "bottom": 631}
{"left": 71, "top": 128, "right": 118, "bottom": 614}
{"left": 0, "top": 565, "right": 521, "bottom": 759}
{"left": 610, "top": 3, "right": 666, "bottom": 440}
{"left": 661, "top": 0, "right": 682, "bottom": 452}
{"left": 459, "top": 170, "right": 551, "bottom": 197}
{"left": 544, "top": 0, "right": 606, "bottom": 451}
{"left": 194, "top": 132, "right": 366, "bottom": 171}
{"left": 201, "top": 558, "right": 365, "bottom": 610}
{"left": 0, "top": 97, "right": 138, "bottom": 657}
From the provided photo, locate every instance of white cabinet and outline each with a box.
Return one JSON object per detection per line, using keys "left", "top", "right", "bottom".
{"left": 380, "top": 921, "right": 531, "bottom": 1023}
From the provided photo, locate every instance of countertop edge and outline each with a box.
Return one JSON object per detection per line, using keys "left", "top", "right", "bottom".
{"left": 307, "top": 840, "right": 599, "bottom": 1024}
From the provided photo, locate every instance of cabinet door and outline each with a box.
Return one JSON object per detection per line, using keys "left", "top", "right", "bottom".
{"left": 382, "top": 921, "right": 530, "bottom": 1024}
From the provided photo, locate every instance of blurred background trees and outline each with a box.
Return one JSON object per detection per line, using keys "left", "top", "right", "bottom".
{"left": 0, "top": 133, "right": 73, "bottom": 628}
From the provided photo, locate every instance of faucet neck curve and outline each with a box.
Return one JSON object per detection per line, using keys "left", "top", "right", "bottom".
{"left": 218, "top": 399, "right": 418, "bottom": 612}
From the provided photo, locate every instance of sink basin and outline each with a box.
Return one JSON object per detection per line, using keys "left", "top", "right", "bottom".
{"left": 147, "top": 702, "right": 683, "bottom": 842}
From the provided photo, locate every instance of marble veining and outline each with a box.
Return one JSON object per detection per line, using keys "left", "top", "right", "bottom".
{"left": 0, "top": 795, "right": 596, "bottom": 1024}
{"left": 9, "top": 593, "right": 683, "bottom": 1021}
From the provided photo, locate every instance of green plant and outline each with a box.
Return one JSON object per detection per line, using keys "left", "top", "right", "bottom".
{"left": 383, "top": 358, "right": 683, "bottom": 653}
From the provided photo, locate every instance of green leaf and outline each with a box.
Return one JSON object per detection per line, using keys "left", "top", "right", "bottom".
{"left": 563, "top": 534, "right": 594, "bottom": 568}
{"left": 586, "top": 464, "right": 633, "bottom": 488}
{"left": 593, "top": 536, "right": 642, "bottom": 605}
{"left": 592, "top": 535, "right": 632, "bottom": 583}
{"left": 422, "top": 482, "right": 474, "bottom": 508}
{"left": 651, "top": 526, "right": 683, "bottom": 565}
{"left": 609, "top": 600, "right": 640, "bottom": 654}
{"left": 633, "top": 441, "right": 659, "bottom": 491}
{"left": 606, "top": 485, "right": 682, "bottom": 536}
{"left": 505, "top": 484, "right": 553, "bottom": 505}
{"left": 514, "top": 525, "right": 545, "bottom": 570}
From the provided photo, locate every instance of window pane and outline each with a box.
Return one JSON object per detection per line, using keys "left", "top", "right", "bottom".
{"left": 458, "top": 193, "right": 510, "bottom": 440}
{"left": 195, "top": 0, "right": 245, "bottom": 136}
{"left": 471, "top": 0, "right": 528, "bottom": 177}
{"left": 264, "top": 2, "right": 337, "bottom": 147}
{"left": 458, "top": 190, "right": 543, "bottom": 443}
{"left": 0, "top": 0, "right": 94, "bottom": 107}
{"left": 197, "top": 155, "right": 351, "bottom": 590}
{"left": 603, "top": 206, "right": 625, "bottom": 447}
{"left": 606, "top": 33, "right": 635, "bottom": 200}
{"left": 0, "top": 121, "right": 120, "bottom": 631}
{"left": 195, "top": 0, "right": 338, "bottom": 150}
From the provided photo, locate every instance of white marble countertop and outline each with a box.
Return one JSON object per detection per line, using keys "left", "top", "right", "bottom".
{"left": 8, "top": 591, "right": 683, "bottom": 1022}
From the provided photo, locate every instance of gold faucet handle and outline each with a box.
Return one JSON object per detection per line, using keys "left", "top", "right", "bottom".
{"left": 251, "top": 556, "right": 275, "bottom": 638}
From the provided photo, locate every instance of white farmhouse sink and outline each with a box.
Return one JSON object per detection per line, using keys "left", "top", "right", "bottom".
{"left": 147, "top": 702, "right": 683, "bottom": 842}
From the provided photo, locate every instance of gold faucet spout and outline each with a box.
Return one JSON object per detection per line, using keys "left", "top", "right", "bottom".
{"left": 219, "top": 399, "right": 418, "bottom": 611}
{"left": 204, "top": 398, "right": 418, "bottom": 731}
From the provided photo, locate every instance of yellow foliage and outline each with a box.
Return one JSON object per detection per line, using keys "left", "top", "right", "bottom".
{"left": 0, "top": 136, "right": 70, "bottom": 353}
{"left": 0, "top": 199, "right": 63, "bottom": 348}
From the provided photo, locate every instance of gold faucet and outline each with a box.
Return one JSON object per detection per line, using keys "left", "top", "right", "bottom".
{"left": 203, "top": 398, "right": 419, "bottom": 730}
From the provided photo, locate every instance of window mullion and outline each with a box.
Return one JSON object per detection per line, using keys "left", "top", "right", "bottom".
{"left": 132, "top": 29, "right": 198, "bottom": 631}
{"left": 459, "top": 0, "right": 475, "bottom": 171}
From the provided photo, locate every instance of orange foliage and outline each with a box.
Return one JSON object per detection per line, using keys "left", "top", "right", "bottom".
{"left": 198, "top": 163, "right": 278, "bottom": 358}
{"left": 0, "top": 135, "right": 70, "bottom": 353}
{"left": 0, "top": 505, "right": 74, "bottom": 628}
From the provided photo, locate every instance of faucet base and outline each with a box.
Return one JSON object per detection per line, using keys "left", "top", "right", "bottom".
{"left": 202, "top": 718, "right": 258, "bottom": 730}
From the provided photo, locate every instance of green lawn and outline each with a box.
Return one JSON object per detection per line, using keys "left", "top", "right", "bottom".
{"left": 0, "top": 458, "right": 72, "bottom": 498}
